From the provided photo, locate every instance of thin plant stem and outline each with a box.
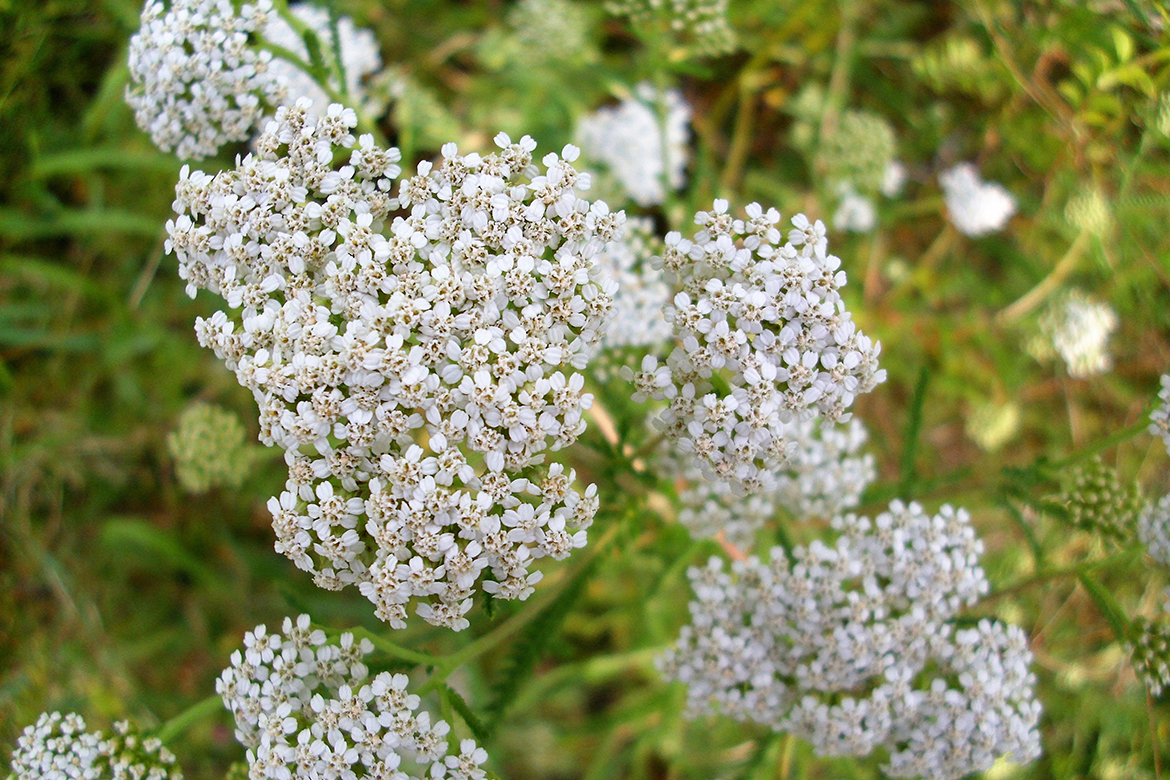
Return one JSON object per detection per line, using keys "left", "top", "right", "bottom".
{"left": 1050, "top": 417, "right": 1151, "bottom": 470}
{"left": 155, "top": 694, "right": 223, "bottom": 743}
{"left": 981, "top": 550, "right": 1139, "bottom": 604}
{"left": 329, "top": 625, "right": 440, "bottom": 667}
{"left": 997, "top": 230, "right": 1090, "bottom": 324}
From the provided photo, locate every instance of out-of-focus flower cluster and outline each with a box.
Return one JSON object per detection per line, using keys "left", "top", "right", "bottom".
{"left": 1139, "top": 494, "right": 1170, "bottom": 567}
{"left": 659, "top": 500, "right": 1041, "bottom": 780}
{"left": 1034, "top": 290, "right": 1118, "bottom": 378}
{"left": 218, "top": 615, "right": 489, "bottom": 780}
{"left": 657, "top": 416, "right": 875, "bottom": 550}
{"left": 606, "top": 0, "right": 735, "bottom": 56}
{"left": 576, "top": 84, "right": 690, "bottom": 208}
{"left": 126, "top": 0, "right": 287, "bottom": 160}
{"left": 1129, "top": 616, "right": 1170, "bottom": 698}
{"left": 264, "top": 3, "right": 382, "bottom": 117}
{"left": 629, "top": 201, "right": 885, "bottom": 493}
{"left": 965, "top": 399, "right": 1021, "bottom": 452}
{"left": 167, "top": 100, "right": 622, "bottom": 629}
{"left": 591, "top": 217, "right": 672, "bottom": 351}
{"left": 1151, "top": 373, "right": 1170, "bottom": 456}
{"left": 9, "top": 712, "right": 182, "bottom": 780}
{"left": 168, "top": 401, "right": 256, "bottom": 494}
{"left": 939, "top": 163, "right": 1016, "bottom": 237}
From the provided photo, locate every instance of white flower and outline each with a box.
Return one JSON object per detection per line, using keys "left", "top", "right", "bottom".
{"left": 576, "top": 83, "right": 690, "bottom": 207}
{"left": 1140, "top": 494, "right": 1170, "bottom": 567}
{"left": 1151, "top": 374, "right": 1170, "bottom": 455}
{"left": 605, "top": 0, "right": 735, "bottom": 55}
{"left": 264, "top": 4, "right": 382, "bottom": 116}
{"left": 126, "top": 0, "right": 287, "bottom": 159}
{"left": 9, "top": 712, "right": 183, "bottom": 780}
{"left": 881, "top": 161, "right": 907, "bottom": 198}
{"left": 659, "top": 501, "right": 1040, "bottom": 777}
{"left": 1037, "top": 290, "right": 1118, "bottom": 378}
{"left": 632, "top": 201, "right": 885, "bottom": 493}
{"left": 168, "top": 105, "right": 620, "bottom": 629}
{"left": 939, "top": 163, "right": 1016, "bottom": 237}
{"left": 832, "top": 187, "right": 876, "bottom": 234}
{"left": 219, "top": 616, "right": 490, "bottom": 780}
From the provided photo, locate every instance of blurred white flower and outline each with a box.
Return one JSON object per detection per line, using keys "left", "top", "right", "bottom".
{"left": 265, "top": 3, "right": 382, "bottom": 115}
{"left": 1151, "top": 374, "right": 1170, "bottom": 455}
{"left": 940, "top": 163, "right": 1016, "bottom": 237}
{"left": 833, "top": 187, "right": 876, "bottom": 233}
{"left": 1037, "top": 290, "right": 1118, "bottom": 378}
{"left": 126, "top": 0, "right": 286, "bottom": 159}
{"left": 1140, "top": 494, "right": 1170, "bottom": 567}
{"left": 591, "top": 217, "right": 673, "bottom": 351}
{"left": 577, "top": 83, "right": 690, "bottom": 207}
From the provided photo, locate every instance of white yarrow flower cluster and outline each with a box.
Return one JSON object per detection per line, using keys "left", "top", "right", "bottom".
{"left": 939, "top": 163, "right": 1016, "bottom": 237}
{"left": 168, "top": 101, "right": 621, "bottom": 630}
{"left": 576, "top": 83, "right": 690, "bottom": 207}
{"left": 591, "top": 217, "right": 673, "bottom": 351}
{"left": 265, "top": 4, "right": 383, "bottom": 116}
{"left": 832, "top": 186, "right": 877, "bottom": 234}
{"left": 659, "top": 500, "right": 1041, "bottom": 778}
{"left": 657, "top": 416, "right": 874, "bottom": 549}
{"left": 629, "top": 201, "right": 885, "bottom": 493}
{"left": 126, "top": 0, "right": 287, "bottom": 159}
{"left": 1140, "top": 494, "right": 1170, "bottom": 568}
{"left": 1037, "top": 290, "right": 1118, "bottom": 378}
{"left": 9, "top": 712, "right": 183, "bottom": 780}
{"left": 218, "top": 616, "right": 489, "bottom": 780}
{"left": 1151, "top": 373, "right": 1170, "bottom": 455}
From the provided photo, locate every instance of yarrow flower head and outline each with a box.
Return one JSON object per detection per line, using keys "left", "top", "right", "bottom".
{"left": 218, "top": 615, "right": 490, "bottom": 780}
{"left": 9, "top": 712, "right": 183, "bottom": 780}
{"left": 1035, "top": 290, "right": 1118, "bottom": 378}
{"left": 126, "top": 0, "right": 286, "bottom": 159}
{"left": 606, "top": 0, "right": 735, "bottom": 56}
{"left": 576, "top": 84, "right": 690, "bottom": 207}
{"left": 167, "top": 401, "right": 256, "bottom": 494}
{"left": 508, "top": 0, "right": 595, "bottom": 62}
{"left": 1064, "top": 188, "right": 1113, "bottom": 237}
{"left": 1128, "top": 616, "right": 1170, "bottom": 698}
{"left": 832, "top": 186, "right": 877, "bottom": 234}
{"left": 1139, "top": 494, "right": 1170, "bottom": 568}
{"left": 659, "top": 500, "right": 1040, "bottom": 778}
{"left": 1150, "top": 373, "right": 1170, "bottom": 456}
{"left": 264, "top": 4, "right": 383, "bottom": 117}
{"left": 168, "top": 101, "right": 622, "bottom": 630}
{"left": 965, "top": 399, "right": 1021, "bottom": 452}
{"left": 939, "top": 163, "right": 1016, "bottom": 237}
{"left": 628, "top": 201, "right": 885, "bottom": 493}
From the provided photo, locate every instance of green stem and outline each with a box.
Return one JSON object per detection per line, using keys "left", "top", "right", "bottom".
{"left": 155, "top": 694, "right": 223, "bottom": 743}
{"left": 982, "top": 550, "right": 1139, "bottom": 603}
{"left": 1078, "top": 571, "right": 1131, "bottom": 642}
{"left": 1050, "top": 417, "right": 1151, "bottom": 470}
{"left": 327, "top": 625, "right": 440, "bottom": 667}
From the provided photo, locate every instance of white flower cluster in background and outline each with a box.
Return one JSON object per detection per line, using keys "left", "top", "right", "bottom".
{"left": 508, "top": 0, "right": 595, "bottom": 62}
{"left": 168, "top": 100, "right": 622, "bottom": 630}
{"left": 823, "top": 111, "right": 897, "bottom": 195}
{"left": 659, "top": 500, "right": 1041, "bottom": 779}
{"left": 628, "top": 201, "right": 885, "bottom": 493}
{"left": 591, "top": 217, "right": 672, "bottom": 351}
{"left": 605, "top": 0, "right": 735, "bottom": 55}
{"left": 1036, "top": 290, "right": 1118, "bottom": 378}
{"left": 1151, "top": 373, "right": 1170, "bottom": 455}
{"left": 265, "top": 3, "right": 383, "bottom": 116}
{"left": 167, "top": 401, "right": 256, "bottom": 494}
{"left": 832, "top": 186, "right": 877, "bottom": 234}
{"left": 126, "top": 0, "right": 287, "bottom": 160}
{"left": 576, "top": 83, "right": 690, "bottom": 207}
{"left": 218, "top": 616, "right": 489, "bottom": 780}
{"left": 939, "top": 163, "right": 1016, "bottom": 237}
{"left": 657, "top": 416, "right": 875, "bottom": 550}
{"left": 1139, "top": 494, "right": 1170, "bottom": 567}
{"left": 9, "top": 712, "right": 183, "bottom": 780}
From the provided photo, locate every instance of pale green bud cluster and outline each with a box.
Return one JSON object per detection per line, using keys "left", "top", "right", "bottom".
{"left": 606, "top": 0, "right": 735, "bottom": 56}
{"left": 1129, "top": 617, "right": 1170, "bottom": 697}
{"left": 1064, "top": 188, "right": 1113, "bottom": 237}
{"left": 965, "top": 400, "right": 1021, "bottom": 452}
{"left": 1051, "top": 457, "right": 1142, "bottom": 541}
{"left": 166, "top": 402, "right": 255, "bottom": 494}
{"left": 509, "top": 0, "right": 595, "bottom": 62}
{"left": 822, "top": 110, "right": 897, "bottom": 193}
